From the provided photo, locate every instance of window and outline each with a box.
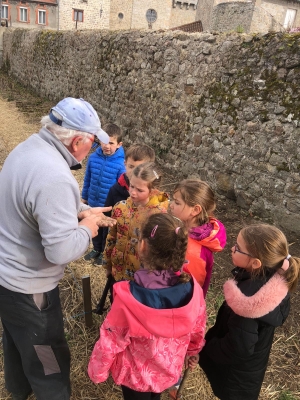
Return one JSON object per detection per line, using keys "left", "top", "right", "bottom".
{"left": 20, "top": 7, "right": 28, "bottom": 22}
{"left": 38, "top": 9, "right": 46, "bottom": 24}
{"left": 2, "top": 5, "right": 8, "bottom": 19}
{"left": 118, "top": 12, "right": 124, "bottom": 19}
{"left": 284, "top": 9, "right": 297, "bottom": 29}
{"left": 146, "top": 9, "right": 157, "bottom": 23}
{"left": 73, "top": 9, "right": 83, "bottom": 22}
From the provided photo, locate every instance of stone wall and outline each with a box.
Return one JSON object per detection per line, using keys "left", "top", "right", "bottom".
{"left": 2, "top": 29, "right": 300, "bottom": 233}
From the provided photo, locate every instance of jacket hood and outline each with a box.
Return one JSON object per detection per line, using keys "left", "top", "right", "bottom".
{"left": 109, "top": 277, "right": 204, "bottom": 338}
{"left": 189, "top": 218, "right": 226, "bottom": 253}
{"left": 127, "top": 190, "right": 169, "bottom": 209}
{"left": 38, "top": 127, "right": 80, "bottom": 169}
{"left": 224, "top": 273, "right": 289, "bottom": 323}
{"left": 117, "top": 173, "right": 129, "bottom": 190}
{"left": 96, "top": 145, "right": 125, "bottom": 160}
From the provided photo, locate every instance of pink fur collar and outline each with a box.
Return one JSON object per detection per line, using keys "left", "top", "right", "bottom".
{"left": 223, "top": 273, "right": 288, "bottom": 319}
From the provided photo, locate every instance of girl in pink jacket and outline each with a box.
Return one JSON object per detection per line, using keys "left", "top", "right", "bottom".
{"left": 88, "top": 213, "right": 206, "bottom": 400}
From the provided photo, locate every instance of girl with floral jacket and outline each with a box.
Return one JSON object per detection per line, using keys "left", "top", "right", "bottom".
{"left": 102, "top": 162, "right": 168, "bottom": 282}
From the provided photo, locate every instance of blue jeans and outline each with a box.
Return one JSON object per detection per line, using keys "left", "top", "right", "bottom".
{"left": 0, "top": 285, "right": 70, "bottom": 400}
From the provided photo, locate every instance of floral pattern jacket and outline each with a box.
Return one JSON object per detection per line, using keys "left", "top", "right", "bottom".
{"left": 102, "top": 190, "right": 169, "bottom": 281}
{"left": 88, "top": 277, "right": 206, "bottom": 392}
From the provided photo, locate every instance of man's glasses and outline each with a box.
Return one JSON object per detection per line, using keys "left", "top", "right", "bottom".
{"left": 233, "top": 244, "right": 254, "bottom": 258}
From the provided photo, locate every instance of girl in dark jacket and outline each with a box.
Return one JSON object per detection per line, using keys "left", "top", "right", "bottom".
{"left": 199, "top": 223, "right": 300, "bottom": 400}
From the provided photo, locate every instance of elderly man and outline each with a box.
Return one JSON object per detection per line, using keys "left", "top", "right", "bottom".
{"left": 0, "top": 98, "right": 116, "bottom": 400}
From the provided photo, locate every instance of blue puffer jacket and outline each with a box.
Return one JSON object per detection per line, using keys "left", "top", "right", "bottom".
{"left": 82, "top": 146, "right": 126, "bottom": 207}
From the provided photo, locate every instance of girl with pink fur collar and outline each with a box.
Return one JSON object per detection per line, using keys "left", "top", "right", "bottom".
{"left": 199, "top": 224, "right": 300, "bottom": 400}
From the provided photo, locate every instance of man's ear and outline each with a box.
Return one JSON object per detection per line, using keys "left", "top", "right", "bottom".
{"left": 191, "top": 204, "right": 202, "bottom": 217}
{"left": 251, "top": 258, "right": 262, "bottom": 270}
{"left": 71, "top": 136, "right": 83, "bottom": 151}
{"left": 70, "top": 136, "right": 84, "bottom": 153}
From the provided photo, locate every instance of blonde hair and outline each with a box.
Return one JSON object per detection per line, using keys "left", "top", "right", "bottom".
{"left": 173, "top": 179, "right": 216, "bottom": 225}
{"left": 241, "top": 224, "right": 300, "bottom": 292}
{"left": 132, "top": 162, "right": 161, "bottom": 191}
{"left": 140, "top": 213, "right": 190, "bottom": 283}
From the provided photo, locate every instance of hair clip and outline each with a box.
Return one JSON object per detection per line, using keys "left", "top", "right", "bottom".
{"left": 153, "top": 170, "right": 159, "bottom": 179}
{"left": 281, "top": 254, "right": 291, "bottom": 271}
{"left": 175, "top": 227, "right": 180, "bottom": 234}
{"left": 174, "top": 269, "right": 182, "bottom": 276}
{"left": 150, "top": 225, "right": 158, "bottom": 238}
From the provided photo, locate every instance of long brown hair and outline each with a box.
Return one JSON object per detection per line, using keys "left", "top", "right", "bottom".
{"left": 241, "top": 224, "right": 300, "bottom": 292}
{"left": 140, "top": 213, "right": 190, "bottom": 283}
{"left": 173, "top": 179, "right": 216, "bottom": 225}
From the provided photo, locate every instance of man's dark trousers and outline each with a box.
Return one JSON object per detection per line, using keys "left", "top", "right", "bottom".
{"left": 0, "top": 285, "right": 70, "bottom": 400}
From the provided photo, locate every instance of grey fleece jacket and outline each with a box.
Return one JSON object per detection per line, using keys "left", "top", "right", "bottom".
{"left": 0, "top": 127, "right": 91, "bottom": 294}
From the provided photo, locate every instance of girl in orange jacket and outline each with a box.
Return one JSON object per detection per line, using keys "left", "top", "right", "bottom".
{"left": 169, "top": 179, "right": 226, "bottom": 297}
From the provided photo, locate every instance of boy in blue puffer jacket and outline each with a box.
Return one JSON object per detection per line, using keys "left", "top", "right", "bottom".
{"left": 82, "top": 123, "right": 125, "bottom": 265}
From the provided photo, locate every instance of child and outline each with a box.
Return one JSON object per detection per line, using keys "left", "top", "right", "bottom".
{"left": 100, "top": 144, "right": 156, "bottom": 255}
{"left": 169, "top": 179, "right": 226, "bottom": 297}
{"left": 199, "top": 224, "right": 300, "bottom": 400}
{"left": 88, "top": 213, "right": 207, "bottom": 400}
{"left": 82, "top": 123, "right": 126, "bottom": 264}
{"left": 102, "top": 162, "right": 169, "bottom": 282}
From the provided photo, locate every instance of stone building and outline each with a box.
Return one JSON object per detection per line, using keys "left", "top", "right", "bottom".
{"left": 197, "top": 0, "right": 300, "bottom": 33}
{"left": 1, "top": 0, "right": 298, "bottom": 35}
{"left": 1, "top": 0, "right": 58, "bottom": 29}
{"left": 1, "top": 0, "right": 199, "bottom": 30}
{"left": 59, "top": 0, "right": 199, "bottom": 32}
{"left": 107, "top": 0, "right": 199, "bottom": 31}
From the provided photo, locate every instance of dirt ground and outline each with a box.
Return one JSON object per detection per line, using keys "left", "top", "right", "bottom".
{"left": 0, "top": 71, "right": 299, "bottom": 400}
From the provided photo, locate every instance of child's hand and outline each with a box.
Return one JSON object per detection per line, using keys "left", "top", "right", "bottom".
{"left": 185, "top": 354, "right": 199, "bottom": 370}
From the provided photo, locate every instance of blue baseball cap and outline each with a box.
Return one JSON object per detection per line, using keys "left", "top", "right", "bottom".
{"left": 49, "top": 97, "right": 109, "bottom": 144}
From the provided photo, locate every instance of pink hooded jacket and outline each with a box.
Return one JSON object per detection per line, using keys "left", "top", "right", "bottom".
{"left": 186, "top": 217, "right": 226, "bottom": 296}
{"left": 88, "top": 278, "right": 206, "bottom": 392}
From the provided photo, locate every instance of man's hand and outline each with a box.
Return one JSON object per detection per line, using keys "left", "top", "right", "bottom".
{"left": 78, "top": 213, "right": 116, "bottom": 238}
{"left": 78, "top": 206, "right": 113, "bottom": 220}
